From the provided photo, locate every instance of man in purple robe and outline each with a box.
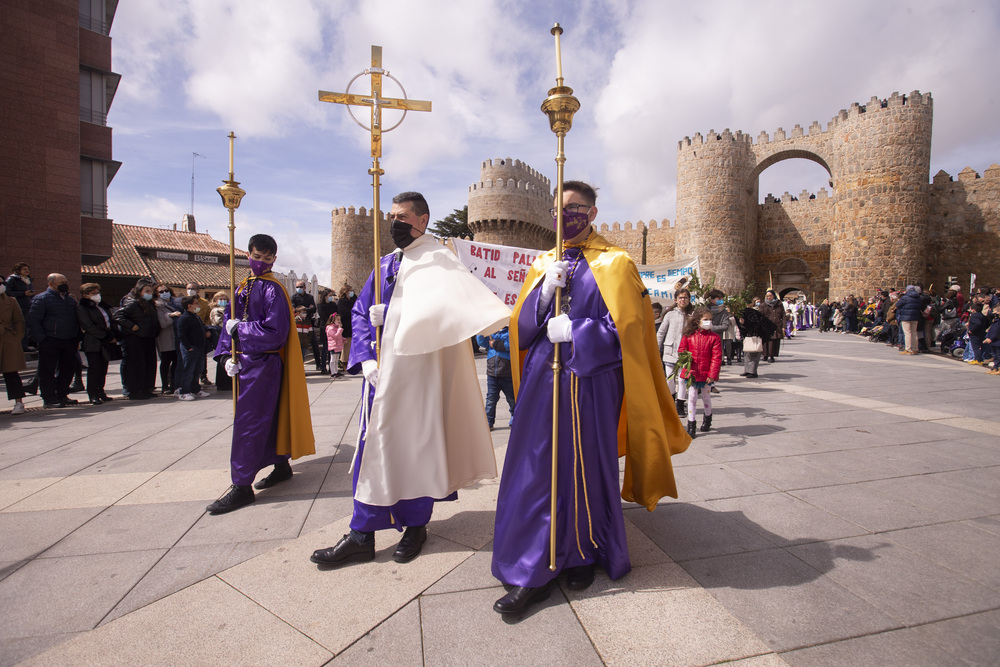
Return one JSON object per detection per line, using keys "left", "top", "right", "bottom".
{"left": 492, "top": 181, "right": 690, "bottom": 615}
{"left": 207, "top": 234, "right": 315, "bottom": 515}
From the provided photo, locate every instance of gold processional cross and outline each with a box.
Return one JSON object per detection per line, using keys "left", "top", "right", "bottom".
{"left": 318, "top": 45, "right": 431, "bottom": 359}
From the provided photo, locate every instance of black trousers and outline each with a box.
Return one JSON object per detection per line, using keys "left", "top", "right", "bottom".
{"left": 84, "top": 350, "right": 109, "bottom": 400}
{"left": 158, "top": 349, "right": 177, "bottom": 391}
{"left": 763, "top": 337, "right": 781, "bottom": 359}
{"left": 3, "top": 371, "right": 25, "bottom": 401}
{"left": 37, "top": 337, "right": 78, "bottom": 402}
{"left": 122, "top": 335, "right": 157, "bottom": 397}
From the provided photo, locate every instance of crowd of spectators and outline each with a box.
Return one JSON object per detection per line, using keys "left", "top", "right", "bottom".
{"left": 2, "top": 263, "right": 352, "bottom": 414}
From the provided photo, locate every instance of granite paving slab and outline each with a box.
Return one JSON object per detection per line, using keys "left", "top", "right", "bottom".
{"left": 331, "top": 599, "right": 424, "bottom": 666}
{"left": 885, "top": 521, "right": 1000, "bottom": 589}
{"left": 20, "top": 577, "right": 333, "bottom": 666}
{"left": 780, "top": 626, "right": 959, "bottom": 667}
{"left": 0, "top": 506, "right": 105, "bottom": 562}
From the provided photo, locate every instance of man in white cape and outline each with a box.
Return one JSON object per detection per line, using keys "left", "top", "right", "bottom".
{"left": 312, "top": 191, "right": 510, "bottom": 566}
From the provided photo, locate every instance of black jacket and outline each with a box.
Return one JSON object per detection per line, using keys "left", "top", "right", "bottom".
{"left": 177, "top": 311, "right": 207, "bottom": 351}
{"left": 113, "top": 296, "right": 161, "bottom": 339}
{"left": 291, "top": 291, "right": 317, "bottom": 322}
{"left": 26, "top": 287, "right": 80, "bottom": 343}
{"left": 77, "top": 297, "right": 116, "bottom": 352}
{"left": 338, "top": 294, "right": 357, "bottom": 339}
{"left": 737, "top": 306, "right": 778, "bottom": 340}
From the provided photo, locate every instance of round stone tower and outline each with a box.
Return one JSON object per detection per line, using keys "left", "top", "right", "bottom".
{"left": 330, "top": 206, "right": 393, "bottom": 294}
{"left": 828, "top": 92, "right": 933, "bottom": 296}
{"left": 674, "top": 129, "right": 758, "bottom": 293}
{"left": 467, "top": 157, "right": 555, "bottom": 250}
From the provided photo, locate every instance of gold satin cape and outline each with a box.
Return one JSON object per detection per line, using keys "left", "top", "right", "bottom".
{"left": 509, "top": 229, "right": 691, "bottom": 510}
{"left": 237, "top": 273, "right": 316, "bottom": 460}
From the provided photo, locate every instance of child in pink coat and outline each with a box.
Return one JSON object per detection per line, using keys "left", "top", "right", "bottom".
{"left": 325, "top": 314, "right": 344, "bottom": 377}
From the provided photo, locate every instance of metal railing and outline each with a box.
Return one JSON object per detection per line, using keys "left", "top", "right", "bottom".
{"left": 79, "top": 107, "right": 108, "bottom": 126}
{"left": 78, "top": 15, "right": 108, "bottom": 35}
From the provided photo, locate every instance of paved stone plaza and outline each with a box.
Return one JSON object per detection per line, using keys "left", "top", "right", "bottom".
{"left": 1, "top": 332, "right": 998, "bottom": 666}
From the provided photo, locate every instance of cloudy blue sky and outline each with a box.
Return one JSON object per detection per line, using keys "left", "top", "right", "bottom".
{"left": 108, "top": 0, "right": 1000, "bottom": 284}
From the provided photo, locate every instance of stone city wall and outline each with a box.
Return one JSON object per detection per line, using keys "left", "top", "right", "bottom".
{"left": 755, "top": 189, "right": 834, "bottom": 300}
{"left": 927, "top": 164, "right": 1000, "bottom": 289}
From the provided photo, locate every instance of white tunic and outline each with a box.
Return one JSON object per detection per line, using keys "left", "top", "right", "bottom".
{"left": 355, "top": 234, "right": 511, "bottom": 506}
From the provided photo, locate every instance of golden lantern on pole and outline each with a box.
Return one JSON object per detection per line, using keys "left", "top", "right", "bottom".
{"left": 217, "top": 131, "right": 246, "bottom": 413}
{"left": 540, "top": 23, "right": 581, "bottom": 572}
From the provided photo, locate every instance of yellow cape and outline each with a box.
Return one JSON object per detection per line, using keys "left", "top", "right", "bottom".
{"left": 510, "top": 229, "right": 690, "bottom": 510}
{"left": 237, "top": 273, "right": 316, "bottom": 460}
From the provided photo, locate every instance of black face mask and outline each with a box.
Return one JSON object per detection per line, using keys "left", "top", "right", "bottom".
{"left": 391, "top": 220, "right": 417, "bottom": 249}
{"left": 57, "top": 283, "right": 69, "bottom": 294}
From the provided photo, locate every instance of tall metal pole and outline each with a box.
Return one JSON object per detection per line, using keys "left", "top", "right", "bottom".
{"left": 541, "top": 23, "right": 580, "bottom": 571}
{"left": 217, "top": 132, "right": 246, "bottom": 415}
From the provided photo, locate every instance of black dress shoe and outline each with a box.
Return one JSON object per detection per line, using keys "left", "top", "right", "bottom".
{"left": 43, "top": 401, "right": 66, "bottom": 409}
{"left": 393, "top": 525, "right": 427, "bottom": 563}
{"left": 746, "top": 373, "right": 758, "bottom": 378}
{"left": 493, "top": 582, "right": 553, "bottom": 615}
{"left": 206, "top": 485, "right": 255, "bottom": 515}
{"left": 68, "top": 383, "right": 86, "bottom": 394}
{"left": 739, "top": 372, "right": 749, "bottom": 377}
{"left": 100, "top": 394, "right": 113, "bottom": 402}
{"left": 311, "top": 534, "right": 376, "bottom": 565}
{"left": 89, "top": 397, "right": 104, "bottom": 405}
{"left": 254, "top": 460, "right": 293, "bottom": 490}
{"left": 60, "top": 397, "right": 79, "bottom": 405}
{"left": 565, "top": 565, "right": 595, "bottom": 591}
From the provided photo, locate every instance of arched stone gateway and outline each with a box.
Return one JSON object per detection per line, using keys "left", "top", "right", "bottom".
{"left": 676, "top": 91, "right": 933, "bottom": 300}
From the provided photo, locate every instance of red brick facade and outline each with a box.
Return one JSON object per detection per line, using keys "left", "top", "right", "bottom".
{"left": 0, "top": 0, "right": 117, "bottom": 290}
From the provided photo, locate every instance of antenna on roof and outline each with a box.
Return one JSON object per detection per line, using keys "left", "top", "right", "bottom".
{"left": 191, "top": 152, "right": 206, "bottom": 216}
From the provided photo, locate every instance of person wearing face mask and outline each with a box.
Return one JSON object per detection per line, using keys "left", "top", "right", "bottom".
{"left": 153, "top": 284, "right": 181, "bottom": 395}
{"left": 185, "top": 282, "right": 213, "bottom": 387}
{"left": 1, "top": 280, "right": 29, "bottom": 414}
{"left": 490, "top": 181, "right": 690, "bottom": 616}
{"left": 759, "top": 289, "right": 786, "bottom": 363}
{"left": 315, "top": 288, "right": 338, "bottom": 375}
{"left": 113, "top": 281, "right": 162, "bottom": 400}
{"left": 657, "top": 288, "right": 695, "bottom": 416}
{"left": 175, "top": 296, "right": 212, "bottom": 401}
{"left": 291, "top": 280, "right": 322, "bottom": 372}
{"left": 26, "top": 274, "right": 82, "bottom": 408}
{"left": 209, "top": 234, "right": 315, "bottom": 515}
{"left": 678, "top": 307, "right": 723, "bottom": 438}
{"left": 336, "top": 284, "right": 357, "bottom": 374}
{"left": 209, "top": 292, "right": 233, "bottom": 390}
{"left": 311, "top": 191, "right": 509, "bottom": 568}
{"left": 76, "top": 283, "right": 117, "bottom": 405}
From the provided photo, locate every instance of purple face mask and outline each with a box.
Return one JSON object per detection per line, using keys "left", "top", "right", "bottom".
{"left": 553, "top": 208, "right": 591, "bottom": 239}
{"left": 249, "top": 259, "right": 273, "bottom": 276}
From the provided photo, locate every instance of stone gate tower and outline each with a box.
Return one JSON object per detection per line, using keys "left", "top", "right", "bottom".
{"left": 467, "top": 157, "right": 555, "bottom": 250}
{"left": 330, "top": 206, "right": 393, "bottom": 295}
{"left": 676, "top": 91, "right": 933, "bottom": 296}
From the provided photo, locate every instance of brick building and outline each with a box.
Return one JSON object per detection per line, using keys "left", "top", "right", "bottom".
{"left": 1, "top": 0, "right": 120, "bottom": 289}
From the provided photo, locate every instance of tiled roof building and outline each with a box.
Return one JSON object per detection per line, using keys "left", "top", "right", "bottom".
{"left": 82, "top": 221, "right": 249, "bottom": 303}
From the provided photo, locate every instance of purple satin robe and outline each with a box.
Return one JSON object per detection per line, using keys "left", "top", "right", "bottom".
{"left": 492, "top": 250, "right": 630, "bottom": 588}
{"left": 215, "top": 277, "right": 290, "bottom": 486}
{"left": 347, "top": 252, "right": 456, "bottom": 533}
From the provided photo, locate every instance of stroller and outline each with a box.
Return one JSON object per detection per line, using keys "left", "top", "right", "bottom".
{"left": 938, "top": 322, "right": 967, "bottom": 357}
{"left": 861, "top": 323, "right": 891, "bottom": 342}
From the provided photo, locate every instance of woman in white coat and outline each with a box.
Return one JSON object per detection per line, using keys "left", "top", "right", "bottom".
{"left": 656, "top": 288, "right": 694, "bottom": 416}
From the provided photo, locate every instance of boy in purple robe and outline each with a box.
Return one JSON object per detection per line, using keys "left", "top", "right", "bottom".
{"left": 207, "top": 234, "right": 315, "bottom": 515}
{"left": 492, "top": 181, "right": 690, "bottom": 616}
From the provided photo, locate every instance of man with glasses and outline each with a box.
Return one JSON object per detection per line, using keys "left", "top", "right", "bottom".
{"left": 491, "top": 181, "right": 691, "bottom": 616}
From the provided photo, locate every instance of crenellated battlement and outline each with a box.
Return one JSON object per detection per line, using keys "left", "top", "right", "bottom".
{"left": 678, "top": 91, "right": 933, "bottom": 153}
{"left": 478, "top": 157, "right": 551, "bottom": 189}
{"left": 763, "top": 188, "right": 831, "bottom": 204}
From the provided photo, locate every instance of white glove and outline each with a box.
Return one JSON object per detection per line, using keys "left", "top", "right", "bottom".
{"left": 369, "top": 304, "right": 386, "bottom": 328}
{"left": 547, "top": 313, "right": 574, "bottom": 343}
{"left": 539, "top": 260, "right": 569, "bottom": 312}
{"left": 362, "top": 359, "right": 380, "bottom": 387}
{"left": 225, "top": 358, "right": 242, "bottom": 377}
{"left": 226, "top": 319, "right": 239, "bottom": 336}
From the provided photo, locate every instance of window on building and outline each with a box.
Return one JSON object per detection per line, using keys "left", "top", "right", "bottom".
{"left": 79, "top": 0, "right": 108, "bottom": 34}
{"left": 80, "top": 69, "right": 106, "bottom": 125}
{"left": 81, "top": 159, "right": 108, "bottom": 218}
